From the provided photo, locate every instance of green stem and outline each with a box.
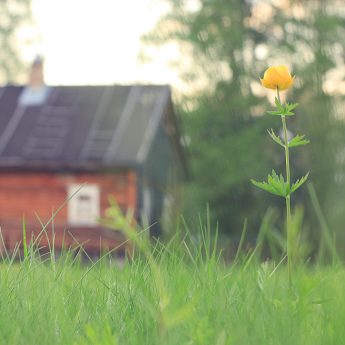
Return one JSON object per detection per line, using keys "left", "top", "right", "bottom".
{"left": 277, "top": 87, "right": 292, "bottom": 292}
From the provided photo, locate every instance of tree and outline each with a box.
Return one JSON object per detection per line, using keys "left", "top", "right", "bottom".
{"left": 141, "top": 0, "right": 345, "bottom": 247}
{"left": 0, "top": 0, "right": 38, "bottom": 83}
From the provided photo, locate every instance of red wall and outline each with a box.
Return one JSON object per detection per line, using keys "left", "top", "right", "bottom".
{"left": 0, "top": 169, "right": 136, "bottom": 255}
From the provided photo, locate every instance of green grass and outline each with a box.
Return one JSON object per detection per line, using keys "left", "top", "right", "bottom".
{"left": 0, "top": 209, "right": 344, "bottom": 345}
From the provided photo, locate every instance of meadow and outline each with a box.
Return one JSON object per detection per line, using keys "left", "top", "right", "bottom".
{"left": 0, "top": 204, "right": 344, "bottom": 345}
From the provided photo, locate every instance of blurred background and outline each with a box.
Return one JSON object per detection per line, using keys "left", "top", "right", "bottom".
{"left": 2, "top": 0, "right": 345, "bottom": 258}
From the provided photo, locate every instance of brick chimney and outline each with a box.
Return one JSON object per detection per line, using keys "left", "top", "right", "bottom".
{"left": 29, "top": 55, "right": 44, "bottom": 89}
{"left": 18, "top": 55, "right": 50, "bottom": 106}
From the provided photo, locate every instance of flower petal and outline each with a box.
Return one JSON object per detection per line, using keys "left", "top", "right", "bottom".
{"left": 264, "top": 67, "right": 285, "bottom": 89}
{"left": 260, "top": 78, "right": 276, "bottom": 90}
{"left": 275, "top": 65, "right": 291, "bottom": 81}
{"left": 280, "top": 76, "right": 295, "bottom": 91}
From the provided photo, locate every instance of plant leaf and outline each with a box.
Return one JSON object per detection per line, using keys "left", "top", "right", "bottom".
{"left": 272, "top": 170, "right": 279, "bottom": 182}
{"left": 268, "top": 173, "right": 283, "bottom": 195}
{"left": 289, "top": 140, "right": 309, "bottom": 147}
{"left": 251, "top": 170, "right": 289, "bottom": 197}
{"left": 267, "top": 111, "right": 282, "bottom": 116}
{"left": 287, "top": 103, "right": 299, "bottom": 111}
{"left": 252, "top": 170, "right": 308, "bottom": 197}
{"left": 290, "top": 173, "right": 309, "bottom": 194}
{"left": 288, "top": 134, "right": 310, "bottom": 148}
{"left": 268, "top": 129, "right": 285, "bottom": 147}
{"left": 251, "top": 179, "right": 282, "bottom": 196}
{"left": 269, "top": 101, "right": 299, "bottom": 117}
{"left": 289, "top": 134, "right": 305, "bottom": 145}
{"left": 275, "top": 97, "right": 284, "bottom": 112}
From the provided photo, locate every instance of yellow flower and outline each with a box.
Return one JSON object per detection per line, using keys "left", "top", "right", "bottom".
{"left": 260, "top": 65, "right": 295, "bottom": 91}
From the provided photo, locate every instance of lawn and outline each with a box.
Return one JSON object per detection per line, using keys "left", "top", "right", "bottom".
{"left": 0, "top": 215, "right": 344, "bottom": 345}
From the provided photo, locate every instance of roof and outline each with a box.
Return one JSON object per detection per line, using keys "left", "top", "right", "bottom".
{"left": 0, "top": 84, "right": 179, "bottom": 171}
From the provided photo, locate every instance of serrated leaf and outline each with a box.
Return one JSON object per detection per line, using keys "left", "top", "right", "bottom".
{"left": 289, "top": 134, "right": 304, "bottom": 145}
{"left": 270, "top": 171, "right": 281, "bottom": 187}
{"left": 263, "top": 181, "right": 272, "bottom": 190}
{"left": 290, "top": 173, "right": 309, "bottom": 194}
{"left": 272, "top": 169, "right": 279, "bottom": 181}
{"left": 252, "top": 170, "right": 308, "bottom": 197}
{"left": 268, "top": 111, "right": 282, "bottom": 116}
{"left": 289, "top": 140, "right": 309, "bottom": 147}
{"left": 279, "top": 174, "right": 284, "bottom": 186}
{"left": 280, "top": 174, "right": 289, "bottom": 195}
{"left": 288, "top": 134, "right": 310, "bottom": 148}
{"left": 268, "top": 174, "right": 283, "bottom": 195}
{"left": 275, "top": 97, "right": 284, "bottom": 112}
{"left": 251, "top": 180, "right": 282, "bottom": 196}
{"left": 268, "top": 129, "right": 285, "bottom": 147}
{"left": 252, "top": 170, "right": 289, "bottom": 197}
{"left": 287, "top": 103, "right": 299, "bottom": 111}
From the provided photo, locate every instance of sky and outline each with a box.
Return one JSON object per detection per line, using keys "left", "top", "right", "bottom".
{"left": 28, "top": 0, "right": 179, "bottom": 86}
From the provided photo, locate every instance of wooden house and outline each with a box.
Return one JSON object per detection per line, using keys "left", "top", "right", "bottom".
{"left": 0, "top": 59, "right": 187, "bottom": 257}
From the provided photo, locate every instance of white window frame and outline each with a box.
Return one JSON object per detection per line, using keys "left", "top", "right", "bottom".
{"left": 67, "top": 184, "right": 100, "bottom": 227}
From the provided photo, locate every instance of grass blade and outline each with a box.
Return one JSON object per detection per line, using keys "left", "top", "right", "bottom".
{"left": 233, "top": 218, "right": 247, "bottom": 265}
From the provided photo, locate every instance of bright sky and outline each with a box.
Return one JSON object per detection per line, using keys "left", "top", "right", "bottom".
{"left": 28, "top": 0, "right": 179, "bottom": 86}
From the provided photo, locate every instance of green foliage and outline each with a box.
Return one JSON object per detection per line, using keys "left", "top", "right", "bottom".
{"left": 267, "top": 128, "right": 284, "bottom": 147}
{"left": 74, "top": 322, "right": 118, "bottom": 345}
{"left": 182, "top": 108, "right": 277, "bottom": 235}
{"left": 267, "top": 98, "right": 299, "bottom": 116}
{"left": 140, "top": 0, "right": 345, "bottom": 242}
{"left": 0, "top": 0, "right": 38, "bottom": 83}
{"left": 256, "top": 204, "right": 314, "bottom": 264}
{"left": 251, "top": 170, "right": 309, "bottom": 197}
{"left": 0, "top": 203, "right": 344, "bottom": 345}
{"left": 268, "top": 129, "right": 309, "bottom": 148}
{"left": 288, "top": 134, "right": 310, "bottom": 148}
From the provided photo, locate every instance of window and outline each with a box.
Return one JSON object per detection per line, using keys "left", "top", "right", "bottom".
{"left": 67, "top": 184, "right": 100, "bottom": 227}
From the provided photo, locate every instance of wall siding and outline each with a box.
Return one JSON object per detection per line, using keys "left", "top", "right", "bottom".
{"left": 0, "top": 170, "right": 136, "bottom": 254}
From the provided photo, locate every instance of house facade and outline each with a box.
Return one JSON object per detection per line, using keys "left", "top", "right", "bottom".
{"left": 0, "top": 59, "right": 187, "bottom": 256}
